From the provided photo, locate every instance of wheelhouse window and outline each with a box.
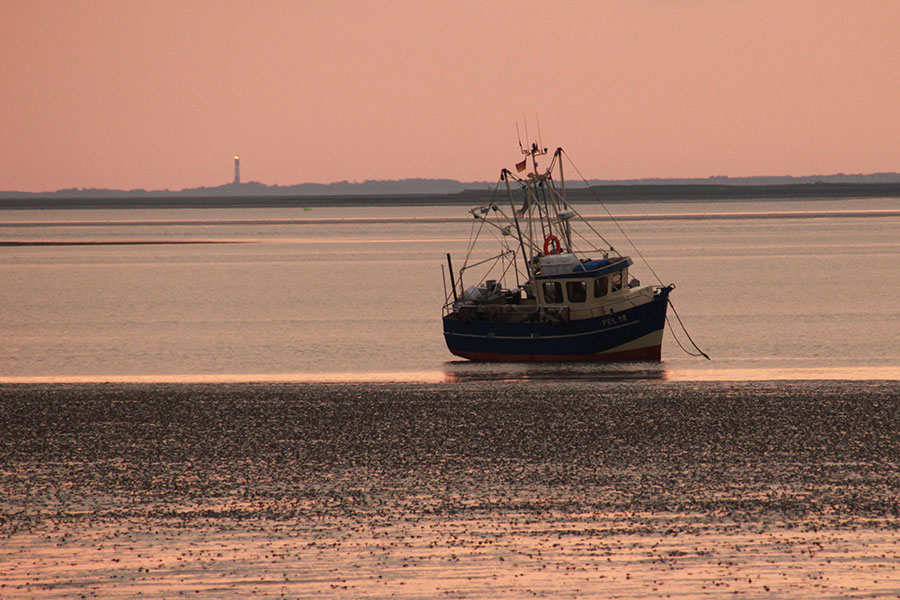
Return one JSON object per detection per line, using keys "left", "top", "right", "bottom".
{"left": 594, "top": 276, "right": 608, "bottom": 298}
{"left": 611, "top": 272, "right": 623, "bottom": 292}
{"left": 566, "top": 281, "right": 587, "bottom": 303}
{"left": 542, "top": 281, "right": 563, "bottom": 304}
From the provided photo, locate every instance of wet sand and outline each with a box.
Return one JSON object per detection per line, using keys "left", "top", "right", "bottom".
{"left": 2, "top": 380, "right": 899, "bottom": 598}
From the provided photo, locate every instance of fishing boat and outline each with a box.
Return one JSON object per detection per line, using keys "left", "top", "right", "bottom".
{"left": 442, "top": 144, "right": 675, "bottom": 362}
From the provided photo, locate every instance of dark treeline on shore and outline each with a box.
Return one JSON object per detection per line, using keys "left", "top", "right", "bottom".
{"left": 2, "top": 181, "right": 900, "bottom": 210}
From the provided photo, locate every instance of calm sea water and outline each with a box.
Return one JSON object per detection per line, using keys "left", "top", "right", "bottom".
{"left": 1, "top": 198, "right": 898, "bottom": 382}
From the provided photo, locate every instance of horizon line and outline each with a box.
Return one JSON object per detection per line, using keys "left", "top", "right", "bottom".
{"left": 5, "top": 170, "right": 900, "bottom": 197}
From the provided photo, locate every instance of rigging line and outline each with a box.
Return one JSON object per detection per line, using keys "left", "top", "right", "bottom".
{"left": 547, "top": 147, "right": 559, "bottom": 173}
{"left": 508, "top": 245, "right": 523, "bottom": 287}
{"left": 545, "top": 181, "right": 616, "bottom": 251}
{"left": 563, "top": 212, "right": 614, "bottom": 254}
{"left": 538, "top": 179, "right": 563, "bottom": 239}
{"left": 491, "top": 204, "right": 540, "bottom": 254}
{"left": 493, "top": 229, "right": 516, "bottom": 284}
{"left": 463, "top": 183, "right": 500, "bottom": 267}
{"left": 534, "top": 185, "right": 551, "bottom": 241}
{"left": 666, "top": 298, "right": 710, "bottom": 360}
{"left": 568, "top": 215, "right": 615, "bottom": 253}
{"left": 577, "top": 215, "right": 615, "bottom": 252}
{"left": 468, "top": 249, "right": 516, "bottom": 289}
{"left": 497, "top": 250, "right": 518, "bottom": 286}
{"left": 541, "top": 178, "right": 563, "bottom": 243}
{"left": 569, "top": 230, "right": 610, "bottom": 254}
{"left": 483, "top": 211, "right": 526, "bottom": 282}
{"left": 461, "top": 249, "right": 516, "bottom": 271}
{"left": 463, "top": 212, "right": 485, "bottom": 267}
{"left": 562, "top": 149, "right": 665, "bottom": 286}
{"left": 463, "top": 213, "right": 516, "bottom": 289}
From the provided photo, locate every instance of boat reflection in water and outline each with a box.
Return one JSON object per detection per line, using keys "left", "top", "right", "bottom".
{"left": 442, "top": 361, "right": 668, "bottom": 383}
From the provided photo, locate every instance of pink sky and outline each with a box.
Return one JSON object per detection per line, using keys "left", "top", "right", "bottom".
{"left": 2, "top": 0, "right": 899, "bottom": 192}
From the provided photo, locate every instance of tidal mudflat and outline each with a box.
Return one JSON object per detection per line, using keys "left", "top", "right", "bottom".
{"left": 2, "top": 381, "right": 899, "bottom": 598}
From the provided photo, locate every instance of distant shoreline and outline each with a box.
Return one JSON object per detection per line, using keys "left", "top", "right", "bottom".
{"left": 2, "top": 182, "right": 900, "bottom": 210}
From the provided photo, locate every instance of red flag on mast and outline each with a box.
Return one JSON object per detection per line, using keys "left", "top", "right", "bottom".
{"left": 515, "top": 158, "right": 527, "bottom": 172}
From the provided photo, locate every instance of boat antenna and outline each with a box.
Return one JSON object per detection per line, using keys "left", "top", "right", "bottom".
{"left": 536, "top": 113, "right": 544, "bottom": 152}
{"left": 523, "top": 115, "right": 530, "bottom": 152}
{"left": 516, "top": 122, "right": 524, "bottom": 153}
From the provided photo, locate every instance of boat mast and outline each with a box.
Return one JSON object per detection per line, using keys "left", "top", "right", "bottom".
{"left": 502, "top": 169, "right": 534, "bottom": 284}
{"left": 555, "top": 148, "right": 572, "bottom": 252}
{"left": 524, "top": 143, "right": 549, "bottom": 261}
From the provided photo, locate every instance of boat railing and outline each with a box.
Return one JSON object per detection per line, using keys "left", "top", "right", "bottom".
{"left": 441, "top": 249, "right": 519, "bottom": 315}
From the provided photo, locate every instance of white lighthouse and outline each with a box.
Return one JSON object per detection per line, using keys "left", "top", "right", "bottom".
{"left": 234, "top": 155, "right": 240, "bottom": 184}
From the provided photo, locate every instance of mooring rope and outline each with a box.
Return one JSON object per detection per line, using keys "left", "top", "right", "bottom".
{"left": 666, "top": 298, "right": 711, "bottom": 359}
{"left": 560, "top": 149, "right": 710, "bottom": 359}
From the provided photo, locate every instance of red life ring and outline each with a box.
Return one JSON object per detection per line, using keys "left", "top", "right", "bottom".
{"left": 543, "top": 234, "right": 562, "bottom": 255}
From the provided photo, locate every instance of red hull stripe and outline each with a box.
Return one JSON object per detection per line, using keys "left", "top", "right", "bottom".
{"left": 450, "top": 344, "right": 662, "bottom": 363}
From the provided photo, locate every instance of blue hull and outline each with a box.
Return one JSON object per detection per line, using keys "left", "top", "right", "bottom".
{"left": 443, "top": 288, "right": 671, "bottom": 362}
